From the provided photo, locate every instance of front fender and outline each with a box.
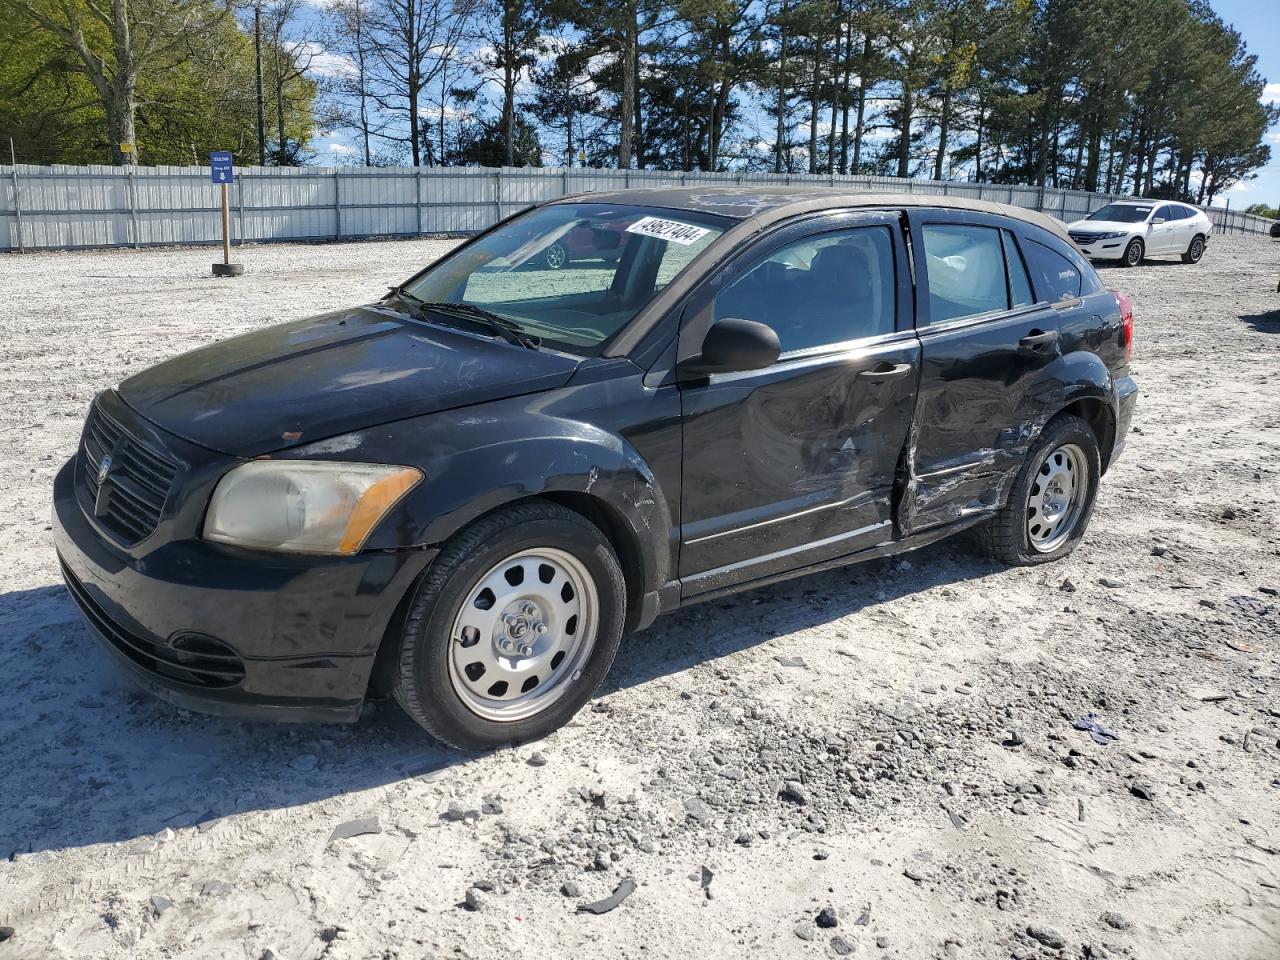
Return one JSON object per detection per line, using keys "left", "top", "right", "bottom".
{"left": 288, "top": 399, "right": 675, "bottom": 599}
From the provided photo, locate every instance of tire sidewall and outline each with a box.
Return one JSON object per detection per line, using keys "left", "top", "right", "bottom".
{"left": 403, "top": 513, "right": 624, "bottom": 749}
{"left": 1123, "top": 239, "right": 1143, "bottom": 267}
{"left": 1187, "top": 236, "right": 1204, "bottom": 262}
{"left": 1006, "top": 417, "right": 1102, "bottom": 564}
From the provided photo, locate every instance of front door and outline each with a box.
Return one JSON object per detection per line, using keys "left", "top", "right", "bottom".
{"left": 676, "top": 211, "right": 918, "bottom": 597}
{"left": 901, "top": 211, "right": 1063, "bottom": 533}
{"left": 1147, "top": 204, "right": 1180, "bottom": 255}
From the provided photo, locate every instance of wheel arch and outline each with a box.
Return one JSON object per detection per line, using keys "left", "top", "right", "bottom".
{"left": 364, "top": 490, "right": 654, "bottom": 700}
{"left": 1058, "top": 395, "right": 1117, "bottom": 473}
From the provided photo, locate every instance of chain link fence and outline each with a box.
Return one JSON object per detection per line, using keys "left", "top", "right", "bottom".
{"left": 1, "top": 163, "right": 1275, "bottom": 252}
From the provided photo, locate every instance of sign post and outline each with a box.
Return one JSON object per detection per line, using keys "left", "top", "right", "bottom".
{"left": 210, "top": 151, "right": 243, "bottom": 277}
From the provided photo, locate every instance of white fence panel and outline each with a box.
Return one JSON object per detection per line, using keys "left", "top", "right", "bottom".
{"left": 0, "top": 163, "right": 1274, "bottom": 253}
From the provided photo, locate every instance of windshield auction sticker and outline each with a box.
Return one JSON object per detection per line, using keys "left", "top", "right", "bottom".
{"left": 625, "top": 216, "right": 711, "bottom": 246}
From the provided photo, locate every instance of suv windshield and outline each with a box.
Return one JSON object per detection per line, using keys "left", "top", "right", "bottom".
{"left": 398, "top": 203, "right": 728, "bottom": 355}
{"left": 1087, "top": 204, "right": 1153, "bottom": 223}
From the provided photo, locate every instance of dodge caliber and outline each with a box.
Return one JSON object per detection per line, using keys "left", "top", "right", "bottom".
{"left": 54, "top": 188, "right": 1138, "bottom": 748}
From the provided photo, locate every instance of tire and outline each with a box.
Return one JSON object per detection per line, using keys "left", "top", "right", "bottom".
{"left": 393, "top": 501, "right": 625, "bottom": 749}
{"left": 544, "top": 242, "right": 568, "bottom": 270}
{"left": 973, "top": 414, "right": 1101, "bottom": 566}
{"left": 1180, "top": 235, "right": 1205, "bottom": 264}
{"left": 1269, "top": 222, "right": 1280, "bottom": 239}
{"left": 1120, "top": 238, "right": 1143, "bottom": 267}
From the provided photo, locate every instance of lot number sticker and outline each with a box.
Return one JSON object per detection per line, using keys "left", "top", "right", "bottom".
{"left": 625, "top": 216, "right": 710, "bottom": 246}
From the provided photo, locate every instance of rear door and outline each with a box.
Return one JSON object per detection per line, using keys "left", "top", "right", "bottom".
{"left": 901, "top": 210, "right": 1062, "bottom": 534}
{"left": 677, "top": 210, "right": 917, "bottom": 596}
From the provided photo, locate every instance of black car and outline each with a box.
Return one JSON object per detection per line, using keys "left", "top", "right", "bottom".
{"left": 54, "top": 188, "right": 1138, "bottom": 749}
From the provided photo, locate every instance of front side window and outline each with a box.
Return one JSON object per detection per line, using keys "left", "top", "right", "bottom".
{"left": 1154, "top": 204, "right": 1176, "bottom": 222}
{"left": 1088, "top": 203, "right": 1153, "bottom": 223}
{"left": 712, "top": 226, "right": 897, "bottom": 353}
{"left": 921, "top": 224, "right": 1011, "bottom": 324}
{"left": 400, "top": 203, "right": 726, "bottom": 355}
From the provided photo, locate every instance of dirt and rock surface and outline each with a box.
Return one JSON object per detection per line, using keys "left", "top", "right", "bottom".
{"left": 1, "top": 235, "right": 1278, "bottom": 960}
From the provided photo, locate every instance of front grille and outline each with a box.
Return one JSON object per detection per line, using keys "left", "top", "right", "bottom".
{"left": 80, "top": 402, "right": 178, "bottom": 544}
{"left": 1068, "top": 232, "right": 1096, "bottom": 244}
{"left": 60, "top": 558, "right": 246, "bottom": 689}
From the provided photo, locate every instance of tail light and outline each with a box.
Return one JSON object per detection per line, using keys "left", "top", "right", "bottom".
{"left": 1110, "top": 289, "right": 1134, "bottom": 361}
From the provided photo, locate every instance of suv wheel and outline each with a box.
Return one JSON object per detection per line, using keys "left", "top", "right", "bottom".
{"left": 1180, "top": 235, "right": 1205, "bottom": 264}
{"left": 1121, "top": 238, "right": 1143, "bottom": 267}
{"left": 393, "top": 501, "right": 625, "bottom": 749}
{"left": 974, "top": 414, "right": 1101, "bottom": 566}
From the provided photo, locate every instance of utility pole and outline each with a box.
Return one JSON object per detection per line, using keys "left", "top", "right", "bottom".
{"left": 255, "top": 2, "right": 267, "bottom": 165}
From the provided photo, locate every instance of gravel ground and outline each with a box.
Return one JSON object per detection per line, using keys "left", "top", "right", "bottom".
{"left": 1, "top": 235, "right": 1278, "bottom": 960}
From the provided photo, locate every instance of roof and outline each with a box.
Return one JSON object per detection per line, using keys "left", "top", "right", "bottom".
{"left": 554, "top": 186, "right": 1071, "bottom": 244}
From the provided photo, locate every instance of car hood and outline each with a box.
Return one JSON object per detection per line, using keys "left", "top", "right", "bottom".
{"left": 1068, "top": 219, "right": 1143, "bottom": 233}
{"left": 118, "top": 305, "right": 581, "bottom": 457}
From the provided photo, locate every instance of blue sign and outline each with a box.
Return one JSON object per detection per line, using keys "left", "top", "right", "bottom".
{"left": 210, "top": 151, "right": 234, "bottom": 184}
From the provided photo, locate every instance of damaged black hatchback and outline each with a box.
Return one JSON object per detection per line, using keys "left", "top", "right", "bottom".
{"left": 54, "top": 188, "right": 1137, "bottom": 749}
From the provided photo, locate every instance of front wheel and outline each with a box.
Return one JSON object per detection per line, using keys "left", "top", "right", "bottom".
{"left": 1121, "top": 238, "right": 1144, "bottom": 267}
{"left": 1180, "top": 235, "right": 1205, "bottom": 264}
{"left": 393, "top": 502, "right": 625, "bottom": 749}
{"left": 973, "top": 414, "right": 1101, "bottom": 566}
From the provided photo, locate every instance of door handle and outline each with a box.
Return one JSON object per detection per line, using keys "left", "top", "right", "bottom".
{"left": 1018, "top": 329, "right": 1059, "bottom": 351}
{"left": 858, "top": 362, "right": 912, "bottom": 382}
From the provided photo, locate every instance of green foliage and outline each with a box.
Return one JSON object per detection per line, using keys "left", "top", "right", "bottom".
{"left": 1, "top": 0, "right": 316, "bottom": 166}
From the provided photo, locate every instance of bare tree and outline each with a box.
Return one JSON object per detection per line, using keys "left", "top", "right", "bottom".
{"left": 325, "top": 0, "right": 378, "bottom": 165}
{"left": 364, "top": 0, "right": 476, "bottom": 167}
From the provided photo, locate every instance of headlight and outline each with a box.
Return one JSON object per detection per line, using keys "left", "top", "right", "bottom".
{"left": 1096, "top": 231, "right": 1126, "bottom": 240}
{"left": 204, "top": 461, "right": 422, "bottom": 555}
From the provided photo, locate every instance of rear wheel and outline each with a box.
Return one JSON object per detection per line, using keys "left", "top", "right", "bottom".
{"left": 974, "top": 414, "right": 1101, "bottom": 566}
{"left": 1121, "top": 238, "right": 1144, "bottom": 267}
{"left": 393, "top": 502, "right": 625, "bottom": 749}
{"left": 1180, "top": 235, "right": 1205, "bottom": 264}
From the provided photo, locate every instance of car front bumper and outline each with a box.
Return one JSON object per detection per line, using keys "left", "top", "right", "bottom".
{"left": 53, "top": 453, "right": 434, "bottom": 723}
{"left": 1072, "top": 237, "right": 1130, "bottom": 260}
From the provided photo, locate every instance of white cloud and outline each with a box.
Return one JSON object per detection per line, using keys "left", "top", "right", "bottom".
{"left": 1262, "top": 82, "right": 1280, "bottom": 105}
{"left": 327, "top": 143, "right": 357, "bottom": 156}
{"left": 291, "top": 41, "right": 356, "bottom": 77}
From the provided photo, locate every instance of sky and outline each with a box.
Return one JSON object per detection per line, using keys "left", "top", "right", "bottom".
{"left": 1212, "top": 0, "right": 1280, "bottom": 209}
{"left": 296, "top": 0, "right": 1280, "bottom": 209}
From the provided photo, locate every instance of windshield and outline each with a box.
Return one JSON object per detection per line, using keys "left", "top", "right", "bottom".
{"left": 398, "top": 203, "right": 728, "bottom": 355}
{"left": 1087, "top": 204, "right": 1153, "bottom": 223}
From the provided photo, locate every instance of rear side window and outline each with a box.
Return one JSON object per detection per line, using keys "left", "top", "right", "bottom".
{"left": 1024, "top": 239, "right": 1082, "bottom": 302}
{"left": 713, "top": 226, "right": 896, "bottom": 353}
{"left": 921, "top": 224, "right": 1010, "bottom": 324}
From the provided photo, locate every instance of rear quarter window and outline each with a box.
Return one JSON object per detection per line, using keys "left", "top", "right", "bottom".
{"left": 1024, "top": 239, "right": 1085, "bottom": 302}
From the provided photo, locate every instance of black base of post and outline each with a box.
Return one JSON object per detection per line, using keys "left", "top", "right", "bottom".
{"left": 212, "top": 263, "right": 244, "bottom": 277}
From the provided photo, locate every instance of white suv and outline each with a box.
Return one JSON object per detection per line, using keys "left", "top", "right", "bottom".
{"left": 1067, "top": 200, "right": 1211, "bottom": 267}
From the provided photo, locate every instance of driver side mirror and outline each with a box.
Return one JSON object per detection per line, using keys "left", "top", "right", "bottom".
{"left": 681, "top": 318, "right": 781, "bottom": 377}
{"left": 1151, "top": 217, "right": 1166, "bottom": 225}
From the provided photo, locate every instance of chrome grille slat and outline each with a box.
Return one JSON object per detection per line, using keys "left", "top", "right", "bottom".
{"left": 78, "top": 400, "right": 179, "bottom": 544}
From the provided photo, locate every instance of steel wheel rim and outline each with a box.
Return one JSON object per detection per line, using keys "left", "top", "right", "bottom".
{"left": 1026, "top": 442, "right": 1088, "bottom": 553}
{"left": 447, "top": 547, "right": 598, "bottom": 722}
{"left": 545, "top": 243, "right": 566, "bottom": 269}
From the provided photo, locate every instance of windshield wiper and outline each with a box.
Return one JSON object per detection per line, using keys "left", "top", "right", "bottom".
{"left": 418, "top": 301, "right": 541, "bottom": 349}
